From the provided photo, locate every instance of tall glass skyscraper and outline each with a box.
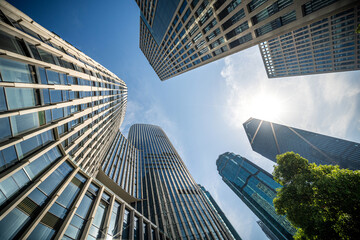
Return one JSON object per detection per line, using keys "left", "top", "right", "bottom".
{"left": 260, "top": 3, "right": 360, "bottom": 78}
{"left": 0, "top": 2, "right": 160, "bottom": 240}
{"left": 198, "top": 184, "right": 242, "bottom": 240}
{"left": 134, "top": 0, "right": 358, "bottom": 80}
{"left": 216, "top": 152, "right": 296, "bottom": 240}
{"left": 243, "top": 117, "right": 360, "bottom": 170}
{"left": 128, "top": 124, "right": 236, "bottom": 239}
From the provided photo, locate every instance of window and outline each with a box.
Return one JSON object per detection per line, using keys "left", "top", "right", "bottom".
{"left": 10, "top": 111, "right": 45, "bottom": 136}
{"left": 0, "top": 58, "right": 33, "bottom": 83}
{"left": 5, "top": 88, "right": 39, "bottom": 110}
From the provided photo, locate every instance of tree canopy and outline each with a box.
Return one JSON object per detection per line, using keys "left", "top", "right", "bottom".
{"left": 273, "top": 152, "right": 360, "bottom": 240}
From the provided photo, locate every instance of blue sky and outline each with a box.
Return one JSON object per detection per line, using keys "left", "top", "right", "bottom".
{"left": 10, "top": 1, "right": 360, "bottom": 239}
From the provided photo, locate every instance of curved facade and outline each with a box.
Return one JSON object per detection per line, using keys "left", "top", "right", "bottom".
{"left": 0, "top": 2, "right": 160, "bottom": 240}
{"left": 128, "top": 124, "right": 234, "bottom": 239}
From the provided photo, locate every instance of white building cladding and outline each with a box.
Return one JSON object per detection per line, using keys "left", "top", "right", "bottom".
{"left": 260, "top": 3, "right": 360, "bottom": 78}
{"left": 136, "top": 0, "right": 358, "bottom": 80}
{"left": 0, "top": 2, "right": 161, "bottom": 240}
{"left": 128, "top": 124, "right": 235, "bottom": 239}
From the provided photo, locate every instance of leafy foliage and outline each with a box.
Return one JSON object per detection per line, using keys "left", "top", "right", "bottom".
{"left": 273, "top": 152, "right": 360, "bottom": 240}
{"left": 356, "top": 24, "right": 360, "bottom": 34}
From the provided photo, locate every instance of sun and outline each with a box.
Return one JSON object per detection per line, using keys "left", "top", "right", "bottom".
{"left": 250, "top": 93, "right": 285, "bottom": 122}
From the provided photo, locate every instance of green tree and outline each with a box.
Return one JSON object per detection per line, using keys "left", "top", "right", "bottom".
{"left": 273, "top": 152, "right": 360, "bottom": 240}
{"left": 356, "top": 24, "right": 360, "bottom": 34}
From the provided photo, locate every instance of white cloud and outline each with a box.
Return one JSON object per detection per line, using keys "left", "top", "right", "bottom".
{"left": 221, "top": 46, "right": 360, "bottom": 140}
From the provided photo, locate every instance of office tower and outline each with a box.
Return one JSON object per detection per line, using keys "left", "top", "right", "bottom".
{"left": 102, "top": 130, "right": 140, "bottom": 198}
{"left": 243, "top": 117, "right": 360, "bottom": 169}
{"left": 0, "top": 2, "right": 161, "bottom": 240}
{"left": 260, "top": 4, "right": 360, "bottom": 78}
{"left": 135, "top": 0, "right": 358, "bottom": 80}
{"left": 198, "top": 184, "right": 242, "bottom": 240}
{"left": 128, "top": 124, "right": 236, "bottom": 239}
{"left": 216, "top": 152, "right": 296, "bottom": 240}
{"left": 257, "top": 220, "right": 280, "bottom": 240}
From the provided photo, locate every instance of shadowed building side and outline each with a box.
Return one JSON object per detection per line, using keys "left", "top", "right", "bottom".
{"left": 243, "top": 117, "right": 360, "bottom": 169}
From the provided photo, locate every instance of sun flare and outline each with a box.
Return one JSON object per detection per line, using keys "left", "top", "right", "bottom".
{"left": 250, "top": 93, "right": 285, "bottom": 122}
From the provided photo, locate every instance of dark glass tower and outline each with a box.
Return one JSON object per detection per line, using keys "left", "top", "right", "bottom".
{"left": 216, "top": 152, "right": 296, "bottom": 240}
{"left": 243, "top": 117, "right": 360, "bottom": 169}
{"left": 198, "top": 184, "right": 242, "bottom": 240}
{"left": 128, "top": 124, "right": 235, "bottom": 239}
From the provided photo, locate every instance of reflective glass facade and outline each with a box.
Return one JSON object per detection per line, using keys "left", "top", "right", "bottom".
{"left": 198, "top": 185, "right": 242, "bottom": 240}
{"left": 260, "top": 4, "right": 360, "bottom": 77}
{"left": 135, "top": 0, "right": 357, "bottom": 80}
{"left": 102, "top": 131, "right": 140, "bottom": 198}
{"left": 0, "top": 2, "right": 160, "bottom": 240}
{"left": 243, "top": 118, "right": 360, "bottom": 170}
{"left": 128, "top": 124, "right": 236, "bottom": 239}
{"left": 216, "top": 152, "right": 296, "bottom": 240}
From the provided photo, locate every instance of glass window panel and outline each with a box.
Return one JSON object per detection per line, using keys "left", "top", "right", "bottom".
{"left": 43, "top": 89, "right": 50, "bottom": 105}
{"left": 15, "top": 130, "right": 54, "bottom": 160}
{"left": 12, "top": 169, "right": 29, "bottom": 188}
{"left": 0, "top": 30, "right": 25, "bottom": 55}
{"left": 24, "top": 147, "right": 62, "bottom": 181}
{"left": 0, "top": 117, "right": 12, "bottom": 141}
{"left": 50, "top": 90, "right": 62, "bottom": 103}
{"left": 10, "top": 112, "right": 41, "bottom": 136}
{"left": 64, "top": 224, "right": 80, "bottom": 239}
{"left": 52, "top": 108, "right": 64, "bottom": 120}
{"left": 6, "top": 88, "right": 37, "bottom": 110}
{"left": 38, "top": 67, "right": 48, "bottom": 84}
{"left": 38, "top": 49, "right": 55, "bottom": 65}
{"left": 0, "top": 58, "right": 32, "bottom": 83}
{"left": 76, "top": 194, "right": 93, "bottom": 218}
{"left": 46, "top": 70, "right": 60, "bottom": 84}
{"left": 28, "top": 188, "right": 47, "bottom": 206}
{"left": 27, "top": 223, "right": 55, "bottom": 240}
{"left": 70, "top": 214, "right": 84, "bottom": 228}
{"left": 37, "top": 170, "right": 63, "bottom": 195}
{"left": 0, "top": 87, "right": 7, "bottom": 111}
{"left": 0, "top": 207, "right": 29, "bottom": 239}
{"left": 57, "top": 181, "right": 80, "bottom": 208}
{"left": 49, "top": 202, "right": 67, "bottom": 218}
{"left": 0, "top": 176, "right": 19, "bottom": 201}
{"left": 92, "top": 202, "right": 106, "bottom": 227}
{"left": 0, "top": 146, "right": 18, "bottom": 171}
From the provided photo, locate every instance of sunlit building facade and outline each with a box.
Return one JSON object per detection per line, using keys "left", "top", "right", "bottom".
{"left": 128, "top": 124, "right": 236, "bottom": 239}
{"left": 243, "top": 117, "right": 360, "bottom": 169}
{"left": 260, "top": 4, "right": 360, "bottom": 78}
{"left": 135, "top": 0, "right": 358, "bottom": 80}
{"left": 102, "top": 130, "right": 140, "bottom": 198}
{"left": 198, "top": 184, "right": 242, "bottom": 240}
{"left": 216, "top": 152, "right": 296, "bottom": 240}
{"left": 0, "top": 2, "right": 161, "bottom": 240}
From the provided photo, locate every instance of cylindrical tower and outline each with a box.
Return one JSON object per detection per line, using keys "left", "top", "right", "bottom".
{"left": 128, "top": 124, "right": 234, "bottom": 239}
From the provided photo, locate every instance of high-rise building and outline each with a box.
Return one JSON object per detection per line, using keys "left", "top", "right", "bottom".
{"left": 102, "top": 130, "right": 140, "bottom": 198}
{"left": 243, "top": 117, "right": 360, "bottom": 169}
{"left": 216, "top": 152, "right": 296, "bottom": 240}
{"left": 198, "top": 184, "right": 242, "bottom": 240}
{"left": 0, "top": 2, "right": 161, "bottom": 239}
{"left": 134, "top": 0, "right": 358, "bottom": 80}
{"left": 260, "top": 4, "right": 360, "bottom": 78}
{"left": 128, "top": 124, "right": 236, "bottom": 239}
{"left": 257, "top": 220, "right": 280, "bottom": 240}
